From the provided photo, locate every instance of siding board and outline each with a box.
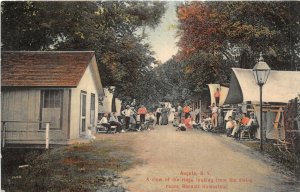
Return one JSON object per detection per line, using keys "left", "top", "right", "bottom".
{"left": 2, "top": 88, "right": 67, "bottom": 144}
{"left": 62, "top": 89, "right": 70, "bottom": 138}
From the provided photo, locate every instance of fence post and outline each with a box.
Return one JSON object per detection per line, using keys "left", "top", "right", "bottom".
{"left": 45, "top": 123, "right": 50, "bottom": 149}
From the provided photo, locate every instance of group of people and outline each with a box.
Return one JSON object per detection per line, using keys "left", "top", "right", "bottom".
{"left": 192, "top": 102, "right": 218, "bottom": 132}
{"left": 96, "top": 93, "right": 259, "bottom": 141}
{"left": 121, "top": 104, "right": 156, "bottom": 131}
{"left": 98, "top": 112, "right": 123, "bottom": 133}
{"left": 226, "top": 112, "right": 258, "bottom": 140}
{"left": 155, "top": 103, "right": 176, "bottom": 125}
{"left": 176, "top": 102, "right": 218, "bottom": 132}
{"left": 175, "top": 103, "right": 201, "bottom": 131}
{"left": 97, "top": 104, "right": 156, "bottom": 134}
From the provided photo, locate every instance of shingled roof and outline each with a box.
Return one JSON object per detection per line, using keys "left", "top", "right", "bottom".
{"left": 1, "top": 51, "right": 96, "bottom": 87}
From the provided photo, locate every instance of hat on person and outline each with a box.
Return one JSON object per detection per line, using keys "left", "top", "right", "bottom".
{"left": 126, "top": 105, "right": 130, "bottom": 108}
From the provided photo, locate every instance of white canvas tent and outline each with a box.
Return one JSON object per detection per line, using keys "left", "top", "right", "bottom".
{"left": 224, "top": 68, "right": 300, "bottom": 139}
{"left": 224, "top": 68, "right": 300, "bottom": 104}
{"left": 115, "top": 98, "right": 122, "bottom": 116}
{"left": 99, "top": 87, "right": 115, "bottom": 113}
{"left": 207, "top": 84, "right": 229, "bottom": 106}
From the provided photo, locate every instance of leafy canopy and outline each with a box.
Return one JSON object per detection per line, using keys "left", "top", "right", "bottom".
{"left": 1, "top": 1, "right": 166, "bottom": 105}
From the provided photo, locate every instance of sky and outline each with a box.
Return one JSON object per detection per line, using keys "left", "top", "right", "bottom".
{"left": 145, "top": 1, "right": 179, "bottom": 63}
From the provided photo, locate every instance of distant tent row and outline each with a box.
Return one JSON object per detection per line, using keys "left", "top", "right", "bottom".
{"left": 224, "top": 68, "right": 300, "bottom": 104}
{"left": 98, "top": 86, "right": 122, "bottom": 116}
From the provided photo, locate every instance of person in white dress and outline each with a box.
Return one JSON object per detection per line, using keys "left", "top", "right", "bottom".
{"left": 168, "top": 107, "right": 176, "bottom": 123}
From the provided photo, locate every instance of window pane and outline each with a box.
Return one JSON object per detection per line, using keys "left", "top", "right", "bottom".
{"left": 50, "top": 90, "right": 55, "bottom": 108}
{"left": 42, "top": 90, "right": 62, "bottom": 108}
{"left": 82, "top": 119, "right": 86, "bottom": 132}
{"left": 41, "top": 90, "right": 63, "bottom": 130}
{"left": 82, "top": 94, "right": 86, "bottom": 116}
{"left": 91, "top": 94, "right": 95, "bottom": 110}
{"left": 54, "top": 91, "right": 61, "bottom": 108}
{"left": 44, "top": 90, "right": 50, "bottom": 108}
{"left": 90, "top": 93, "right": 95, "bottom": 125}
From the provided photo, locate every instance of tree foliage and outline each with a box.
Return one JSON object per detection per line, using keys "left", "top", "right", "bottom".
{"left": 177, "top": 1, "right": 300, "bottom": 70}
{"left": 1, "top": 1, "right": 166, "bottom": 104}
{"left": 155, "top": 1, "right": 300, "bottom": 103}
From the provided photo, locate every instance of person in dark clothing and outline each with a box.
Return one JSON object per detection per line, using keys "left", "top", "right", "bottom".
{"left": 122, "top": 105, "right": 133, "bottom": 130}
{"left": 109, "top": 112, "right": 122, "bottom": 132}
{"left": 155, "top": 105, "right": 162, "bottom": 125}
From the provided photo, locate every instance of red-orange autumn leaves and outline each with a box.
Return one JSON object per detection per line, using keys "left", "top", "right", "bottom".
{"left": 177, "top": 2, "right": 225, "bottom": 57}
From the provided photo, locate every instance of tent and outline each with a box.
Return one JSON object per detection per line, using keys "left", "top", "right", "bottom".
{"left": 224, "top": 68, "right": 300, "bottom": 104}
{"left": 115, "top": 98, "right": 122, "bottom": 116}
{"left": 99, "top": 87, "right": 115, "bottom": 113}
{"left": 224, "top": 68, "right": 300, "bottom": 139}
{"left": 207, "top": 84, "right": 229, "bottom": 106}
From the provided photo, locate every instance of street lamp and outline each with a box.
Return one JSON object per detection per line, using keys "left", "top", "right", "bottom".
{"left": 252, "top": 53, "right": 271, "bottom": 152}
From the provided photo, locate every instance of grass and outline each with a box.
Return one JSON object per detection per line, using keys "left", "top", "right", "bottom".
{"left": 1, "top": 139, "right": 139, "bottom": 192}
{"left": 242, "top": 140, "right": 300, "bottom": 178}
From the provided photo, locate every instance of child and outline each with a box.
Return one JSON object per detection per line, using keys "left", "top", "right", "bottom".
{"left": 86, "top": 126, "right": 96, "bottom": 140}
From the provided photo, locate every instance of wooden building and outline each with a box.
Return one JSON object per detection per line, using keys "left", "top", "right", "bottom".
{"left": 1, "top": 51, "right": 104, "bottom": 147}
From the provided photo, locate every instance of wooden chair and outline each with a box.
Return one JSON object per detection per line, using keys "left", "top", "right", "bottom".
{"left": 240, "top": 126, "right": 251, "bottom": 140}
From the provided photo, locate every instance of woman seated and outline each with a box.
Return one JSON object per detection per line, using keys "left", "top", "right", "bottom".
{"left": 191, "top": 120, "right": 200, "bottom": 129}
{"left": 143, "top": 112, "right": 156, "bottom": 130}
{"left": 232, "top": 113, "right": 250, "bottom": 140}
{"left": 173, "top": 118, "right": 180, "bottom": 127}
{"left": 225, "top": 116, "right": 235, "bottom": 137}
{"left": 109, "top": 112, "right": 122, "bottom": 133}
{"left": 184, "top": 115, "right": 193, "bottom": 130}
{"left": 201, "top": 115, "right": 212, "bottom": 131}
{"left": 176, "top": 121, "right": 186, "bottom": 131}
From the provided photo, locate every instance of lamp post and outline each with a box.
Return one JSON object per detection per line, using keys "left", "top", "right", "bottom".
{"left": 252, "top": 53, "right": 271, "bottom": 151}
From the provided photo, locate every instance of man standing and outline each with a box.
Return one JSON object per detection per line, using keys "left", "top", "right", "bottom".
{"left": 247, "top": 113, "right": 258, "bottom": 140}
{"left": 183, "top": 104, "right": 191, "bottom": 119}
{"left": 122, "top": 105, "right": 132, "bottom": 130}
{"left": 210, "top": 103, "right": 218, "bottom": 129}
{"left": 194, "top": 107, "right": 200, "bottom": 123}
{"left": 214, "top": 88, "right": 220, "bottom": 107}
{"left": 155, "top": 105, "right": 162, "bottom": 125}
{"left": 138, "top": 105, "right": 147, "bottom": 124}
{"left": 177, "top": 103, "right": 183, "bottom": 122}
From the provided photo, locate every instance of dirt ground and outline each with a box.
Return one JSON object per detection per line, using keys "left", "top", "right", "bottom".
{"left": 98, "top": 124, "right": 300, "bottom": 192}
{"left": 2, "top": 124, "right": 299, "bottom": 192}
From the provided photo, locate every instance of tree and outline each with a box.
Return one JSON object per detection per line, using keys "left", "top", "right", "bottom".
{"left": 1, "top": 1, "right": 166, "bottom": 104}
{"left": 176, "top": 1, "right": 300, "bottom": 70}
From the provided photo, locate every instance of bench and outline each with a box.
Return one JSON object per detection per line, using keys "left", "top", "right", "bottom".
{"left": 96, "top": 124, "right": 117, "bottom": 134}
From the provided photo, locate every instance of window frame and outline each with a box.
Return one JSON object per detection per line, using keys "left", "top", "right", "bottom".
{"left": 90, "top": 93, "right": 96, "bottom": 126}
{"left": 39, "top": 89, "right": 63, "bottom": 130}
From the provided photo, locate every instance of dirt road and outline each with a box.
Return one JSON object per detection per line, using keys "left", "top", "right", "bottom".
{"left": 116, "top": 124, "right": 300, "bottom": 192}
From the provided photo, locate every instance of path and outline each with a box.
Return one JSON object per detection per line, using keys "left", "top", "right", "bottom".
{"left": 117, "top": 124, "right": 300, "bottom": 192}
